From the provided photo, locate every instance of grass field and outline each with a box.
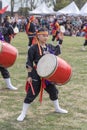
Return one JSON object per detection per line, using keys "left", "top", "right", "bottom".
{"left": 0, "top": 32, "right": 87, "bottom": 130}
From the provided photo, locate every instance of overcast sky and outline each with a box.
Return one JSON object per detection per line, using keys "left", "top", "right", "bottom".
{"left": 2, "top": 0, "right": 56, "bottom": 11}
{"left": 2, "top": 0, "right": 18, "bottom": 11}
{"left": 2, "top": 0, "right": 10, "bottom": 8}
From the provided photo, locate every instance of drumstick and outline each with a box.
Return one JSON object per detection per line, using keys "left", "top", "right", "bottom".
{"left": 29, "top": 81, "right": 35, "bottom": 95}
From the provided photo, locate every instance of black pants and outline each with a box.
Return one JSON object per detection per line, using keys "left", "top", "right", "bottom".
{"left": 0, "top": 66, "right": 10, "bottom": 78}
{"left": 28, "top": 37, "right": 33, "bottom": 46}
{"left": 52, "top": 31, "right": 59, "bottom": 42}
{"left": 84, "top": 39, "right": 87, "bottom": 46}
{"left": 24, "top": 69, "right": 58, "bottom": 104}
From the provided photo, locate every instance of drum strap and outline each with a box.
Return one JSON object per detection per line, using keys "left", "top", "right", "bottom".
{"left": 34, "top": 36, "right": 42, "bottom": 56}
{"left": 39, "top": 78, "right": 46, "bottom": 103}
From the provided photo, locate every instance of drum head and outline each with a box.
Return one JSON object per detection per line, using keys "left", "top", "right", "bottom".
{"left": 37, "top": 54, "right": 57, "bottom": 78}
{"left": 60, "top": 26, "right": 65, "bottom": 33}
{"left": 14, "top": 26, "right": 19, "bottom": 34}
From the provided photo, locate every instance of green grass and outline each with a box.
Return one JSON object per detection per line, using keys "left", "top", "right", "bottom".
{"left": 0, "top": 33, "right": 87, "bottom": 130}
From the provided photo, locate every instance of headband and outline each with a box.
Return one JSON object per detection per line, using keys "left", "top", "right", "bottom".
{"left": 37, "top": 31, "right": 48, "bottom": 35}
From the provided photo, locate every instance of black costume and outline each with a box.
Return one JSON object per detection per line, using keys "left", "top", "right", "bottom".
{"left": 0, "top": 18, "right": 17, "bottom": 90}
{"left": 3, "top": 21, "right": 14, "bottom": 43}
{"left": 24, "top": 43, "right": 61, "bottom": 104}
{"left": 26, "top": 19, "right": 36, "bottom": 47}
{"left": 0, "top": 30, "right": 10, "bottom": 79}
{"left": 0, "top": 66, "right": 10, "bottom": 78}
{"left": 17, "top": 29, "right": 68, "bottom": 121}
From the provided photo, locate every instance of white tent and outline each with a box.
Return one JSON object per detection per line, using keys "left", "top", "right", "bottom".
{"left": 29, "top": 2, "right": 55, "bottom": 15}
{"left": 80, "top": 2, "right": 87, "bottom": 16}
{"left": 56, "top": 1, "right": 80, "bottom": 16}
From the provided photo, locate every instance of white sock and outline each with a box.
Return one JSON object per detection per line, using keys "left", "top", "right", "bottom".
{"left": 53, "top": 99, "right": 68, "bottom": 114}
{"left": 17, "top": 103, "right": 30, "bottom": 121}
{"left": 4, "top": 78, "right": 17, "bottom": 90}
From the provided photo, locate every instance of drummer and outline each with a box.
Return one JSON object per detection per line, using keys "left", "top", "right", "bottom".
{"left": 2, "top": 16, "right": 15, "bottom": 43}
{"left": 17, "top": 27, "right": 68, "bottom": 122}
{"left": 51, "top": 18, "right": 64, "bottom": 46}
{"left": 0, "top": 23, "right": 17, "bottom": 90}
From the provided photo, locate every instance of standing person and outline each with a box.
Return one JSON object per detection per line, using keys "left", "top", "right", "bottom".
{"left": 82, "top": 23, "right": 87, "bottom": 50}
{"left": 51, "top": 18, "right": 63, "bottom": 46}
{"left": 25, "top": 16, "right": 36, "bottom": 48}
{"left": 17, "top": 28, "right": 68, "bottom": 122}
{"left": 0, "top": 17, "right": 17, "bottom": 90}
{"left": 2, "top": 16, "right": 14, "bottom": 43}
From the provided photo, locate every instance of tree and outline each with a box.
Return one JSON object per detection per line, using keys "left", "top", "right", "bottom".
{"left": 54, "top": 0, "right": 87, "bottom": 11}
{"left": 11, "top": 0, "right": 14, "bottom": 16}
{"left": 54, "top": 0, "right": 70, "bottom": 11}
{"left": 74, "top": 0, "right": 87, "bottom": 9}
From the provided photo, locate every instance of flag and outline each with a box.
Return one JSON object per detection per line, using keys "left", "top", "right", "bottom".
{"left": 0, "top": 5, "right": 8, "bottom": 14}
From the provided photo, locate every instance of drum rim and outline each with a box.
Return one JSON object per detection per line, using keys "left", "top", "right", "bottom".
{"left": 0, "top": 40, "right": 3, "bottom": 53}
{"left": 37, "top": 54, "right": 58, "bottom": 78}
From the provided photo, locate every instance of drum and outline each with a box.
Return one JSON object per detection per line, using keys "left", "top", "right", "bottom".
{"left": 37, "top": 54, "right": 72, "bottom": 85}
{"left": 0, "top": 40, "right": 18, "bottom": 68}
{"left": 60, "top": 25, "right": 65, "bottom": 33}
{"left": 13, "top": 26, "right": 19, "bottom": 34}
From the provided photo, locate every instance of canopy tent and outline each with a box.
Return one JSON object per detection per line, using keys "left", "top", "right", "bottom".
{"left": 56, "top": 1, "right": 80, "bottom": 16}
{"left": 29, "top": 2, "right": 56, "bottom": 15}
{"left": 80, "top": 2, "right": 87, "bottom": 16}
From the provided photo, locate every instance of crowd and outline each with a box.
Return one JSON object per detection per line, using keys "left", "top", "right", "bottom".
{"left": 2, "top": 14, "right": 86, "bottom": 37}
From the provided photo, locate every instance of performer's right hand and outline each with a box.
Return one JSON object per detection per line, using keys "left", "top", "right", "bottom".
{"left": 27, "top": 77, "right": 32, "bottom": 83}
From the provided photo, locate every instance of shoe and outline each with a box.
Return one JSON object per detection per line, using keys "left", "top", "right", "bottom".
{"left": 17, "top": 113, "right": 25, "bottom": 122}
{"left": 7, "top": 85, "right": 18, "bottom": 90}
{"left": 17, "top": 103, "right": 29, "bottom": 121}
{"left": 4, "top": 78, "right": 18, "bottom": 90}
{"left": 55, "top": 107, "right": 68, "bottom": 114}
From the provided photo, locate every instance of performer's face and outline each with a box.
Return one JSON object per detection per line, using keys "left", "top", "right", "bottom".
{"left": 38, "top": 34, "right": 48, "bottom": 44}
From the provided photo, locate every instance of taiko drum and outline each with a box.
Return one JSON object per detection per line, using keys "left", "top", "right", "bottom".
{"left": 37, "top": 54, "right": 72, "bottom": 85}
{"left": 0, "top": 40, "right": 18, "bottom": 68}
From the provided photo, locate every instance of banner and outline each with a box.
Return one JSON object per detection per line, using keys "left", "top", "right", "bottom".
{"left": 0, "top": 5, "right": 8, "bottom": 14}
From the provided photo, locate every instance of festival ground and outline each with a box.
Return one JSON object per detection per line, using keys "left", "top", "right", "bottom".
{"left": 0, "top": 32, "right": 87, "bottom": 130}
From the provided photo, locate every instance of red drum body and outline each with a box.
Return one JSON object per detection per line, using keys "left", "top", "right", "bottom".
{"left": 37, "top": 54, "right": 72, "bottom": 85}
{"left": 0, "top": 40, "right": 18, "bottom": 68}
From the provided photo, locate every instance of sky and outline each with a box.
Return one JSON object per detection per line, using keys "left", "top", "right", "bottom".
{"left": 1, "top": 0, "right": 56, "bottom": 11}
{"left": 2, "top": 0, "right": 19, "bottom": 11}
{"left": 2, "top": 0, "right": 10, "bottom": 9}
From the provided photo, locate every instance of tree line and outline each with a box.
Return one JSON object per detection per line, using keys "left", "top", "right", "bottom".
{"left": 9, "top": 0, "right": 87, "bottom": 16}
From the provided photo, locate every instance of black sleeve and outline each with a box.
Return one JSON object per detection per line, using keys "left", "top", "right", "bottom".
{"left": 26, "top": 46, "right": 36, "bottom": 68}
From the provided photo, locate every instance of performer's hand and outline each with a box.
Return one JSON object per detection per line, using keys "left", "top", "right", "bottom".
{"left": 27, "top": 77, "right": 32, "bottom": 83}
